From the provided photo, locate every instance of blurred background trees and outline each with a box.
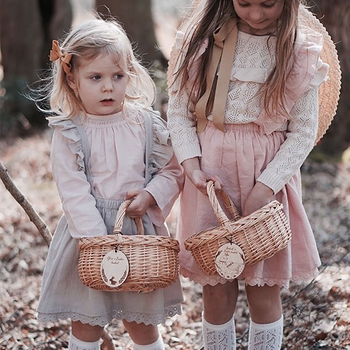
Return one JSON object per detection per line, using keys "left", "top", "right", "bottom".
{"left": 0, "top": 0, "right": 73, "bottom": 133}
{"left": 0, "top": 0, "right": 349, "bottom": 157}
{"left": 95, "top": 0, "right": 167, "bottom": 67}
{"left": 311, "top": 0, "right": 350, "bottom": 156}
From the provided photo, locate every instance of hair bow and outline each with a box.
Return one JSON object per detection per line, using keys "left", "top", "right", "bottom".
{"left": 49, "top": 40, "right": 72, "bottom": 74}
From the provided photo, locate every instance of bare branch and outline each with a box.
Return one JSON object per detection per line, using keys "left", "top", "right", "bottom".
{"left": 0, "top": 160, "right": 52, "bottom": 246}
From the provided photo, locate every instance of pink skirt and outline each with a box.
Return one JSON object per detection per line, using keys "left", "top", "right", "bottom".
{"left": 177, "top": 122, "right": 320, "bottom": 288}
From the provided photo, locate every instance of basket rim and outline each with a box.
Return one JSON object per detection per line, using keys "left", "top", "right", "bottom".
{"left": 184, "top": 200, "right": 285, "bottom": 246}
{"left": 79, "top": 234, "right": 180, "bottom": 251}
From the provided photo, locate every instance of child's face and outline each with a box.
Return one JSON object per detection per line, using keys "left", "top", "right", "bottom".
{"left": 68, "top": 53, "right": 128, "bottom": 116}
{"left": 233, "top": 0, "right": 284, "bottom": 35}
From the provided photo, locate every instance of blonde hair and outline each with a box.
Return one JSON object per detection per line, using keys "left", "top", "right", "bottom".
{"left": 35, "top": 16, "right": 155, "bottom": 119}
{"left": 174, "top": 0, "right": 304, "bottom": 119}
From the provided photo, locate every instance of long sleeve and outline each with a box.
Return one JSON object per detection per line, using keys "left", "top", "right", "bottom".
{"left": 167, "top": 30, "right": 208, "bottom": 164}
{"left": 51, "top": 128, "right": 107, "bottom": 238}
{"left": 145, "top": 154, "right": 184, "bottom": 226}
{"left": 167, "top": 79, "right": 202, "bottom": 164}
{"left": 257, "top": 86, "right": 319, "bottom": 193}
{"left": 144, "top": 110, "right": 184, "bottom": 226}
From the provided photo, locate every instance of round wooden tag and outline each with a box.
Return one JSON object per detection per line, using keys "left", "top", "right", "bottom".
{"left": 101, "top": 249, "right": 129, "bottom": 288}
{"left": 215, "top": 243, "right": 245, "bottom": 280}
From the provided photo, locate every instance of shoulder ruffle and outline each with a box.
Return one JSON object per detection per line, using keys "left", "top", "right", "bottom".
{"left": 48, "top": 117, "right": 85, "bottom": 171}
{"left": 168, "top": 30, "right": 208, "bottom": 93}
{"left": 285, "top": 28, "right": 328, "bottom": 106}
{"left": 146, "top": 109, "right": 174, "bottom": 177}
{"left": 255, "top": 28, "right": 329, "bottom": 134}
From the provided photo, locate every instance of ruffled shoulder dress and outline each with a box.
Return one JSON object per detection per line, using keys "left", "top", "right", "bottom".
{"left": 37, "top": 106, "right": 184, "bottom": 326}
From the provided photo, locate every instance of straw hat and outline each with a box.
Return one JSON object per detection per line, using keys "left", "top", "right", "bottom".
{"left": 299, "top": 6, "right": 342, "bottom": 144}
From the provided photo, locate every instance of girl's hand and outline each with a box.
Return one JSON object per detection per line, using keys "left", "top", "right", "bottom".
{"left": 125, "top": 189, "right": 156, "bottom": 218}
{"left": 182, "top": 158, "right": 223, "bottom": 195}
{"left": 242, "top": 182, "right": 275, "bottom": 217}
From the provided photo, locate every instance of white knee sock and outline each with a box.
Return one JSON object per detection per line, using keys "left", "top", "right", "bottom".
{"left": 202, "top": 314, "right": 236, "bottom": 350}
{"left": 248, "top": 315, "right": 283, "bottom": 350}
{"left": 133, "top": 334, "right": 165, "bottom": 350}
{"left": 68, "top": 333, "right": 100, "bottom": 350}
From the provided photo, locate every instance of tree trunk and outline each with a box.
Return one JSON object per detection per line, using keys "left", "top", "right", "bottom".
{"left": 0, "top": 0, "right": 42, "bottom": 82}
{"left": 0, "top": 0, "right": 72, "bottom": 134}
{"left": 312, "top": 1, "right": 350, "bottom": 156}
{"left": 95, "top": 0, "right": 167, "bottom": 68}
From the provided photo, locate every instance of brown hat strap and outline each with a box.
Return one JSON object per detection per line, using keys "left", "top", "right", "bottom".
{"left": 195, "top": 17, "right": 238, "bottom": 132}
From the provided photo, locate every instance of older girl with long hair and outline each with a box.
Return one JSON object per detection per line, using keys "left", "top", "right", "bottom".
{"left": 167, "top": 0, "right": 329, "bottom": 349}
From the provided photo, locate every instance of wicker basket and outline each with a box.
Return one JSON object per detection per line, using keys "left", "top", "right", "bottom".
{"left": 184, "top": 181, "right": 292, "bottom": 277}
{"left": 78, "top": 200, "right": 180, "bottom": 292}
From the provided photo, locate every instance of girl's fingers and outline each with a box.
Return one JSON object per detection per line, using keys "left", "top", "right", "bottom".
{"left": 210, "top": 176, "right": 223, "bottom": 192}
{"left": 126, "top": 189, "right": 141, "bottom": 199}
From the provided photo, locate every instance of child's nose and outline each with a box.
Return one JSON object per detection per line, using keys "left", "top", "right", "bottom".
{"left": 102, "top": 80, "right": 113, "bottom": 92}
{"left": 249, "top": 9, "right": 264, "bottom": 22}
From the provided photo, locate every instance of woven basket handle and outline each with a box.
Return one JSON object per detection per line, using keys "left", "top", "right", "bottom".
{"left": 207, "top": 181, "right": 241, "bottom": 225}
{"left": 112, "top": 200, "right": 144, "bottom": 237}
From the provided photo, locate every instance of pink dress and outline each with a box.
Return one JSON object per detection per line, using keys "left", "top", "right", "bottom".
{"left": 167, "top": 27, "right": 328, "bottom": 288}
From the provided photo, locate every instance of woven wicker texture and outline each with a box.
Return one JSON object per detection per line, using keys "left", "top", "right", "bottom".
{"left": 184, "top": 181, "right": 292, "bottom": 276}
{"left": 78, "top": 200, "right": 180, "bottom": 292}
{"left": 299, "top": 7, "right": 342, "bottom": 144}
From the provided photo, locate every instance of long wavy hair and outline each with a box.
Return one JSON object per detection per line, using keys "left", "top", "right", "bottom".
{"left": 174, "top": 0, "right": 303, "bottom": 119}
{"left": 32, "top": 16, "right": 156, "bottom": 119}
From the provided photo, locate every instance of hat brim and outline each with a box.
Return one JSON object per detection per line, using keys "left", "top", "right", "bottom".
{"left": 299, "top": 6, "right": 342, "bottom": 144}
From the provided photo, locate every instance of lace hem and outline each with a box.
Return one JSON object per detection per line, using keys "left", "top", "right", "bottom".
{"left": 181, "top": 267, "right": 319, "bottom": 289}
{"left": 244, "top": 268, "right": 319, "bottom": 289}
{"left": 181, "top": 267, "right": 232, "bottom": 287}
{"left": 37, "top": 304, "right": 182, "bottom": 327}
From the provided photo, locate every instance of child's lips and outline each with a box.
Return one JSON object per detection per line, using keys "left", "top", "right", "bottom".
{"left": 101, "top": 99, "right": 114, "bottom": 105}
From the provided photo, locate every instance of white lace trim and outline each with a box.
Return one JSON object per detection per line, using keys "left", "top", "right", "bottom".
{"left": 69, "top": 333, "right": 100, "bottom": 350}
{"left": 181, "top": 267, "right": 319, "bottom": 289}
{"left": 245, "top": 268, "right": 319, "bottom": 289}
{"left": 203, "top": 316, "right": 236, "bottom": 350}
{"left": 133, "top": 335, "right": 165, "bottom": 350}
{"left": 248, "top": 317, "right": 283, "bottom": 350}
{"left": 37, "top": 304, "right": 182, "bottom": 327}
{"left": 181, "top": 267, "right": 231, "bottom": 286}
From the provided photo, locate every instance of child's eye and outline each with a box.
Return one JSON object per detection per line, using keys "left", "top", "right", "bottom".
{"left": 114, "top": 73, "right": 124, "bottom": 79}
{"left": 238, "top": 2, "right": 250, "bottom": 7}
{"left": 262, "top": 3, "right": 276, "bottom": 8}
{"left": 262, "top": 0, "right": 277, "bottom": 7}
{"left": 91, "top": 75, "right": 101, "bottom": 80}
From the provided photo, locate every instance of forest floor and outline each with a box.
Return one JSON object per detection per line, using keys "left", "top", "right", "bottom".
{"left": 0, "top": 131, "right": 350, "bottom": 350}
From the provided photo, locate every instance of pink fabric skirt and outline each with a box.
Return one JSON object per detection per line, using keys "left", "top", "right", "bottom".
{"left": 177, "top": 122, "right": 321, "bottom": 288}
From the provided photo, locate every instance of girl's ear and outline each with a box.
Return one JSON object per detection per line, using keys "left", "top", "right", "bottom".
{"left": 66, "top": 73, "right": 77, "bottom": 91}
{"left": 66, "top": 73, "right": 79, "bottom": 97}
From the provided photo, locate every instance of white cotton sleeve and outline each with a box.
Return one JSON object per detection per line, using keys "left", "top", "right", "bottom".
{"left": 167, "top": 87, "right": 202, "bottom": 164}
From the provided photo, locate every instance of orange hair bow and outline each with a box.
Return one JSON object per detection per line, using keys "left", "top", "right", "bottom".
{"left": 49, "top": 40, "right": 72, "bottom": 74}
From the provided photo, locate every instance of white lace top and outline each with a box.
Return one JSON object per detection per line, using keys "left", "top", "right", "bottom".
{"left": 167, "top": 29, "right": 328, "bottom": 193}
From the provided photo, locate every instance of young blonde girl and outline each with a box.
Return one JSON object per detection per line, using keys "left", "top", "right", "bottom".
{"left": 167, "top": 0, "right": 329, "bottom": 349}
{"left": 36, "top": 17, "right": 184, "bottom": 350}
